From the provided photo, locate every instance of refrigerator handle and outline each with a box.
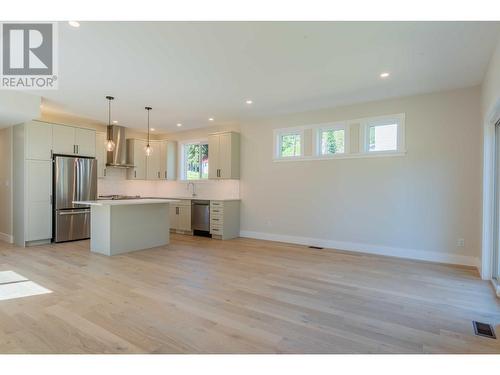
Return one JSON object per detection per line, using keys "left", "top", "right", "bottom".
{"left": 75, "top": 158, "right": 80, "bottom": 202}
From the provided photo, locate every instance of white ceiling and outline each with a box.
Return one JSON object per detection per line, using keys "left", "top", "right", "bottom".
{"left": 37, "top": 21, "right": 500, "bottom": 132}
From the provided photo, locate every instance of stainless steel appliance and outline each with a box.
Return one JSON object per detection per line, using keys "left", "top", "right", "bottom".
{"left": 53, "top": 155, "right": 97, "bottom": 242}
{"left": 106, "top": 125, "right": 135, "bottom": 168}
{"left": 192, "top": 200, "right": 210, "bottom": 234}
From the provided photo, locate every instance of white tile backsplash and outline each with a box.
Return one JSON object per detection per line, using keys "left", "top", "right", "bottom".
{"left": 98, "top": 168, "right": 240, "bottom": 200}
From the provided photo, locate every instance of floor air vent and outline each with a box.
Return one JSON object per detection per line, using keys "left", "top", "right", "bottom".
{"left": 473, "top": 321, "right": 496, "bottom": 339}
{"left": 309, "top": 246, "right": 324, "bottom": 250}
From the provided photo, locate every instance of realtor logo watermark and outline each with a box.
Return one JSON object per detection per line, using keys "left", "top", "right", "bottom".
{"left": 0, "top": 22, "right": 58, "bottom": 89}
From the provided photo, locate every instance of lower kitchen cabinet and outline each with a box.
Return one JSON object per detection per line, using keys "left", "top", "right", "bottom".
{"left": 210, "top": 200, "right": 240, "bottom": 240}
{"left": 169, "top": 200, "right": 192, "bottom": 233}
{"left": 26, "top": 160, "right": 52, "bottom": 241}
{"left": 127, "top": 139, "right": 147, "bottom": 180}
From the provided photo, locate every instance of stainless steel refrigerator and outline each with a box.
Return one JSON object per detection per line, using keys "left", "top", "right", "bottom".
{"left": 53, "top": 155, "right": 97, "bottom": 243}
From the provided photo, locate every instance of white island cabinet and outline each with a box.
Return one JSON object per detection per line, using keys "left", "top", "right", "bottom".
{"left": 72, "top": 199, "right": 178, "bottom": 256}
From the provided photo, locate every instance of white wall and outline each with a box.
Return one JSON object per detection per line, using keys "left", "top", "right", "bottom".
{"left": 481, "top": 36, "right": 500, "bottom": 120}
{"left": 239, "top": 86, "right": 482, "bottom": 266}
{"left": 0, "top": 127, "right": 12, "bottom": 242}
{"left": 0, "top": 92, "right": 40, "bottom": 128}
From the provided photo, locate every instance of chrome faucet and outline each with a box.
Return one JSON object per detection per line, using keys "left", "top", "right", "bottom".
{"left": 187, "top": 182, "right": 197, "bottom": 197}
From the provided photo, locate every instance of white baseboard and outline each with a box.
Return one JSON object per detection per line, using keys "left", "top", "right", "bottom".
{"left": 0, "top": 232, "right": 13, "bottom": 244}
{"left": 239, "top": 230, "right": 480, "bottom": 268}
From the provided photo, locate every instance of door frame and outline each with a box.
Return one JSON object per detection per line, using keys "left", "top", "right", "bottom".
{"left": 482, "top": 97, "right": 500, "bottom": 281}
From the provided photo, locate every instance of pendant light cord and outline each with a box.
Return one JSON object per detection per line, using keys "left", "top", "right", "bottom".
{"left": 105, "top": 96, "right": 114, "bottom": 141}
{"left": 145, "top": 106, "right": 152, "bottom": 146}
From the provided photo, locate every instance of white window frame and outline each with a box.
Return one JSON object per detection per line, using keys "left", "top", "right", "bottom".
{"left": 273, "top": 128, "right": 305, "bottom": 160}
{"left": 313, "top": 123, "right": 350, "bottom": 158}
{"left": 360, "top": 114, "right": 405, "bottom": 155}
{"left": 179, "top": 139, "right": 209, "bottom": 181}
{"left": 272, "top": 113, "right": 406, "bottom": 163}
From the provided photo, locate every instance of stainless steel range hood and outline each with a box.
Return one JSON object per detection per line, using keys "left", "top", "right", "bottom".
{"left": 106, "top": 125, "right": 135, "bottom": 168}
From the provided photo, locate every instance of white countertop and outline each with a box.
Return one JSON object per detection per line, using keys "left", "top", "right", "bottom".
{"left": 145, "top": 196, "right": 241, "bottom": 201}
{"left": 73, "top": 199, "right": 180, "bottom": 206}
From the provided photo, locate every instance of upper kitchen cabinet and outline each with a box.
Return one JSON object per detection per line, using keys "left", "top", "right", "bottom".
{"left": 52, "top": 124, "right": 76, "bottom": 155}
{"left": 146, "top": 140, "right": 162, "bottom": 180}
{"left": 208, "top": 131, "right": 240, "bottom": 179}
{"left": 52, "top": 124, "right": 96, "bottom": 157}
{"left": 160, "top": 140, "right": 177, "bottom": 180}
{"left": 127, "top": 138, "right": 147, "bottom": 180}
{"left": 95, "top": 132, "right": 107, "bottom": 178}
{"left": 75, "top": 128, "right": 96, "bottom": 157}
{"left": 25, "top": 121, "right": 53, "bottom": 160}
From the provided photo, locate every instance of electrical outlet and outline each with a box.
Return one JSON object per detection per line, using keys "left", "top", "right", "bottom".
{"left": 457, "top": 238, "right": 465, "bottom": 247}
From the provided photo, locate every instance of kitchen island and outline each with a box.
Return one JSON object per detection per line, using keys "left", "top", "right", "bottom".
{"left": 73, "top": 199, "right": 179, "bottom": 256}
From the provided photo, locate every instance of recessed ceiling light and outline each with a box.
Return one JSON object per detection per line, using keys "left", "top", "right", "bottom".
{"left": 208, "top": 118, "right": 214, "bottom": 122}
{"left": 68, "top": 21, "right": 80, "bottom": 28}
{"left": 112, "top": 120, "right": 118, "bottom": 124}
{"left": 246, "top": 100, "right": 253, "bottom": 104}
{"left": 151, "top": 128, "right": 155, "bottom": 131}
{"left": 380, "top": 72, "right": 390, "bottom": 78}
{"left": 177, "top": 123, "right": 182, "bottom": 127}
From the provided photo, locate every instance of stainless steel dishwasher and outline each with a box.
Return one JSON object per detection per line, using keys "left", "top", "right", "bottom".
{"left": 192, "top": 200, "right": 210, "bottom": 236}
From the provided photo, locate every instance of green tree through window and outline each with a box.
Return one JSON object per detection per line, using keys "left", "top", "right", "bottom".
{"left": 321, "top": 129, "right": 345, "bottom": 155}
{"left": 184, "top": 143, "right": 209, "bottom": 180}
{"left": 280, "top": 134, "right": 301, "bottom": 157}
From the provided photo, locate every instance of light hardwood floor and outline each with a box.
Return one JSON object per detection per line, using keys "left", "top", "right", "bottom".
{"left": 0, "top": 234, "right": 499, "bottom": 353}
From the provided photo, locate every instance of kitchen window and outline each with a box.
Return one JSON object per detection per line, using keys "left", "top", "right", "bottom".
{"left": 182, "top": 141, "right": 209, "bottom": 180}
{"left": 274, "top": 129, "right": 304, "bottom": 159}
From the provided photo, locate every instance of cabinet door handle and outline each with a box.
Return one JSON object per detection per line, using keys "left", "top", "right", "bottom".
{"left": 73, "top": 145, "right": 76, "bottom": 154}
{"left": 158, "top": 171, "right": 160, "bottom": 178}
{"left": 76, "top": 145, "right": 79, "bottom": 154}
{"left": 134, "top": 170, "right": 137, "bottom": 178}
{"left": 176, "top": 207, "right": 179, "bottom": 215}
{"left": 164, "top": 171, "right": 167, "bottom": 179}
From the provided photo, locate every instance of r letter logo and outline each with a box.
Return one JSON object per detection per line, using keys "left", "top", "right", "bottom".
{"left": 1, "top": 22, "right": 58, "bottom": 89}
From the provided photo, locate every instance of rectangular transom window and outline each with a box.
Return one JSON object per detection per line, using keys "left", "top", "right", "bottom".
{"left": 182, "top": 142, "right": 209, "bottom": 180}
{"left": 361, "top": 115, "right": 404, "bottom": 154}
{"left": 318, "top": 127, "right": 346, "bottom": 155}
{"left": 273, "top": 113, "right": 405, "bottom": 162}
{"left": 369, "top": 123, "right": 397, "bottom": 151}
{"left": 275, "top": 130, "right": 304, "bottom": 159}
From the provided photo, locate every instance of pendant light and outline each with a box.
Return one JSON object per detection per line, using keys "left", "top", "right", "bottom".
{"left": 105, "top": 96, "right": 115, "bottom": 152}
{"left": 145, "top": 106, "right": 153, "bottom": 156}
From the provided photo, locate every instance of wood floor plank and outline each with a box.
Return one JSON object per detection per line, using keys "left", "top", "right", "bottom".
{"left": 0, "top": 235, "right": 499, "bottom": 353}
